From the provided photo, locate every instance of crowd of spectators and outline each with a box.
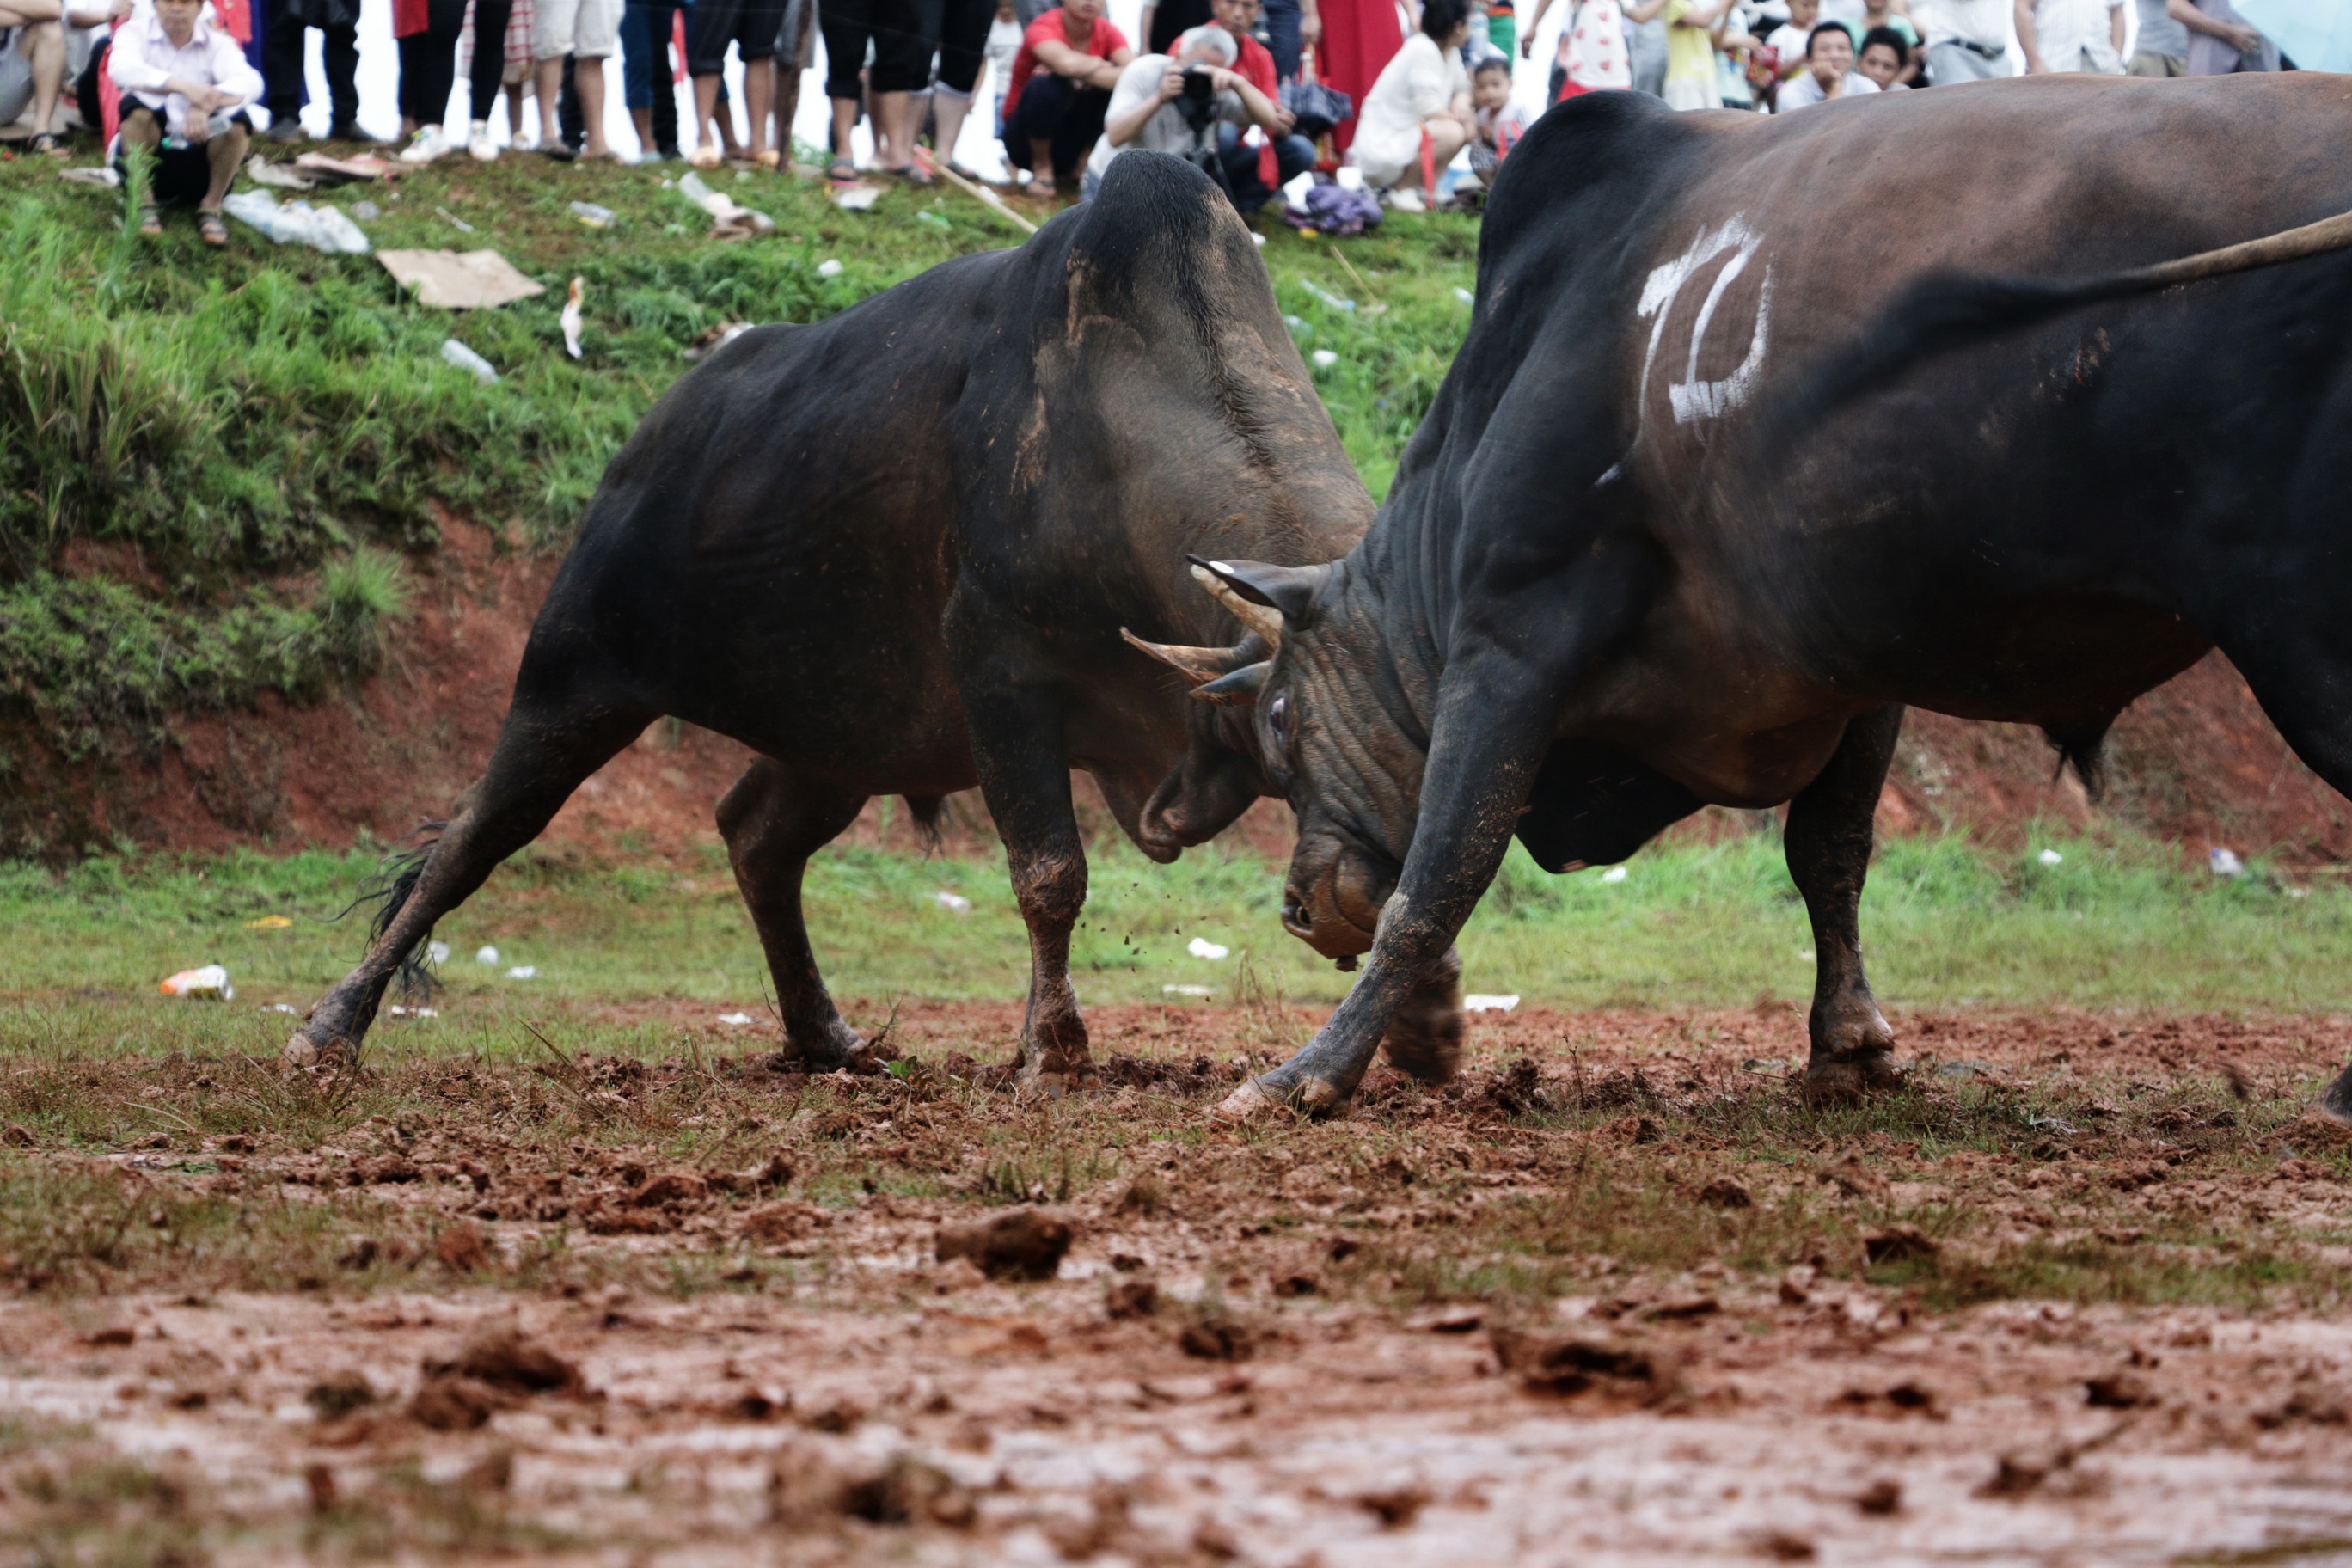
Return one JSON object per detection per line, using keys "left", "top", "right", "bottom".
{"left": 0, "top": 0, "right": 2295, "bottom": 234}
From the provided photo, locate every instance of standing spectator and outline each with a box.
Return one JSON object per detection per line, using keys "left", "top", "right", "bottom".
{"left": 0, "top": 0, "right": 65, "bottom": 150}
{"left": 2017, "top": 0, "right": 2122, "bottom": 72}
{"left": 1313, "top": 0, "right": 1402, "bottom": 156}
{"left": 2126, "top": 0, "right": 2184, "bottom": 72}
{"left": 618, "top": 0, "right": 683, "bottom": 158}
{"left": 1139, "top": 0, "right": 1208, "bottom": 53}
{"left": 1259, "top": 0, "right": 1316, "bottom": 78}
{"left": 1771, "top": 15, "right": 1876, "bottom": 102}
{"left": 818, "top": 0, "right": 930, "bottom": 179}
{"left": 1350, "top": 0, "right": 1469, "bottom": 211}
{"left": 110, "top": 0, "right": 260, "bottom": 242}
{"left": 532, "top": 0, "right": 619, "bottom": 156}
{"left": 1914, "top": 0, "right": 2010, "bottom": 79}
{"left": 1625, "top": 0, "right": 1663, "bottom": 89}
{"left": 985, "top": 0, "right": 1020, "bottom": 124}
{"left": 261, "top": 0, "right": 360, "bottom": 139}
{"left": 1001, "top": 0, "right": 1130, "bottom": 190}
{"left": 2180, "top": 0, "right": 2271, "bottom": 74}
{"left": 689, "top": 0, "right": 779, "bottom": 167}
{"left": 1660, "top": 0, "right": 1727, "bottom": 108}
{"left": 395, "top": 0, "right": 466, "bottom": 159}
{"left": 456, "top": 0, "right": 529, "bottom": 155}
{"left": 1209, "top": 0, "right": 1309, "bottom": 208}
{"left": 1526, "top": 0, "right": 1656, "bottom": 102}
{"left": 922, "top": 0, "right": 997, "bottom": 176}
{"left": 1084, "top": 21, "right": 1277, "bottom": 196}
{"left": 1482, "top": 0, "right": 1513, "bottom": 56}
{"left": 1761, "top": 0, "right": 1818, "bottom": 92}
{"left": 1853, "top": 21, "right": 1909, "bottom": 83}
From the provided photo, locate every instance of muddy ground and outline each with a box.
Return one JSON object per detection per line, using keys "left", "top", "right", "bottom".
{"left": 5, "top": 1002, "right": 2352, "bottom": 1565}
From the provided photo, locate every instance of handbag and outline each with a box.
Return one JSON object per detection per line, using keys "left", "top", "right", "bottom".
{"left": 1280, "top": 55, "right": 1351, "bottom": 141}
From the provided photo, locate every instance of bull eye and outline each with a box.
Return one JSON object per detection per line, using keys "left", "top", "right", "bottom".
{"left": 1266, "top": 692, "right": 1290, "bottom": 748}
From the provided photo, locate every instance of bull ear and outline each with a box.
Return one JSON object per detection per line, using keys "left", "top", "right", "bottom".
{"left": 1191, "top": 660, "right": 1269, "bottom": 707}
{"left": 1185, "top": 556, "right": 1332, "bottom": 622}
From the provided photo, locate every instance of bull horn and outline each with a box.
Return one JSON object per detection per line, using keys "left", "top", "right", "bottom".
{"left": 1188, "top": 562, "right": 1283, "bottom": 650}
{"left": 1120, "top": 628, "right": 1244, "bottom": 686}
{"left": 1191, "top": 660, "right": 1269, "bottom": 707}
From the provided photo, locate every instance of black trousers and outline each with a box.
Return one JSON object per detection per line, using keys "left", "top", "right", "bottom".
{"left": 263, "top": 0, "right": 359, "bottom": 127}
{"left": 396, "top": 0, "right": 469, "bottom": 127}
{"left": 1005, "top": 70, "right": 1106, "bottom": 176}
{"left": 466, "top": 0, "right": 514, "bottom": 124}
{"left": 930, "top": 0, "right": 989, "bottom": 94}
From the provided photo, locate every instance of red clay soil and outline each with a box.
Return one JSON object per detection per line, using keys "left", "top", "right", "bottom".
{"left": 14, "top": 525, "right": 2350, "bottom": 866}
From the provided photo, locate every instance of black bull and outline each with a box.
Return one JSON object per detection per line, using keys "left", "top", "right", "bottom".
{"left": 285, "top": 153, "right": 1420, "bottom": 1084}
{"left": 1130, "top": 77, "right": 2352, "bottom": 1123}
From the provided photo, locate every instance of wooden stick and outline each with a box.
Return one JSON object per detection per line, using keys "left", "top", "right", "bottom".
{"left": 916, "top": 147, "right": 1039, "bottom": 236}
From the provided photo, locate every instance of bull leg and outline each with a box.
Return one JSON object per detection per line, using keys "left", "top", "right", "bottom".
{"left": 1785, "top": 706, "right": 1906, "bottom": 1103}
{"left": 285, "top": 699, "right": 654, "bottom": 1068}
{"left": 962, "top": 707, "right": 1094, "bottom": 1089}
{"left": 715, "top": 759, "right": 871, "bottom": 1070}
{"left": 1380, "top": 946, "right": 1465, "bottom": 1083}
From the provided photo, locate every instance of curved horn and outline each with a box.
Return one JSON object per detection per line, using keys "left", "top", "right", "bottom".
{"left": 1120, "top": 628, "right": 1246, "bottom": 686}
{"left": 1188, "top": 562, "right": 1283, "bottom": 650}
{"left": 1192, "top": 661, "right": 1270, "bottom": 707}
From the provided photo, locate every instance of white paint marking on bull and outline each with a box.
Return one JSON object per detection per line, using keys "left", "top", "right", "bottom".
{"left": 1635, "top": 215, "right": 1775, "bottom": 429}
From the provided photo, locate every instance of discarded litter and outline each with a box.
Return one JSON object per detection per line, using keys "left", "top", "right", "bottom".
{"left": 568, "top": 199, "right": 616, "bottom": 229}
{"left": 387, "top": 1005, "right": 438, "bottom": 1019}
{"left": 1310, "top": 349, "right": 1338, "bottom": 370}
{"left": 676, "top": 171, "right": 775, "bottom": 238}
{"left": 2210, "top": 847, "right": 2245, "bottom": 877}
{"left": 60, "top": 165, "right": 120, "bottom": 187}
{"left": 1161, "top": 983, "right": 1214, "bottom": 997}
{"left": 2037, "top": 848, "right": 2064, "bottom": 866}
{"left": 1299, "top": 280, "right": 1356, "bottom": 313}
{"left": 243, "top": 915, "right": 292, "bottom": 929}
{"left": 1599, "top": 866, "right": 1629, "bottom": 884}
{"left": 560, "top": 276, "right": 585, "bottom": 360}
{"left": 439, "top": 338, "right": 498, "bottom": 383}
{"left": 1187, "top": 938, "right": 1230, "bottom": 960}
{"left": 505, "top": 965, "right": 537, "bottom": 980}
{"left": 292, "top": 150, "right": 395, "bottom": 181}
{"left": 1282, "top": 169, "right": 1318, "bottom": 209}
{"left": 266, "top": 1002, "right": 298, "bottom": 1014}
{"left": 816, "top": 258, "right": 843, "bottom": 278}
{"left": 475, "top": 946, "right": 499, "bottom": 965}
{"left": 242, "top": 154, "right": 316, "bottom": 189}
{"left": 1936, "top": 1060, "right": 1990, "bottom": 1079}
{"left": 222, "top": 189, "right": 371, "bottom": 254}
{"left": 1453, "top": 285, "right": 1474, "bottom": 303}
{"left": 160, "top": 965, "right": 234, "bottom": 1001}
{"left": 377, "top": 248, "right": 545, "bottom": 309}
{"left": 916, "top": 209, "right": 952, "bottom": 233}
{"left": 832, "top": 184, "right": 880, "bottom": 211}
{"left": 933, "top": 891, "right": 972, "bottom": 912}
{"left": 717, "top": 1012, "right": 755, "bottom": 1026}
{"left": 1463, "top": 994, "right": 1519, "bottom": 1012}
{"left": 1282, "top": 313, "right": 1307, "bottom": 333}
{"left": 434, "top": 205, "right": 475, "bottom": 232}
{"left": 427, "top": 940, "right": 451, "bottom": 964}
{"left": 683, "top": 322, "right": 751, "bottom": 362}
{"left": 1250, "top": 232, "right": 1265, "bottom": 247}
{"left": 352, "top": 199, "right": 380, "bottom": 220}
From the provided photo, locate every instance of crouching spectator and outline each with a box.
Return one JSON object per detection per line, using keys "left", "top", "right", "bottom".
{"left": 1003, "top": 0, "right": 1130, "bottom": 193}
{"left": 1350, "top": 0, "right": 1471, "bottom": 212}
{"left": 1771, "top": 20, "right": 1876, "bottom": 109}
{"left": 1083, "top": 22, "right": 1277, "bottom": 202}
{"left": 1465, "top": 56, "right": 1531, "bottom": 187}
{"left": 110, "top": 0, "right": 259, "bottom": 243}
{"left": 1208, "top": 0, "right": 1312, "bottom": 211}
{"left": 0, "top": 0, "right": 65, "bottom": 153}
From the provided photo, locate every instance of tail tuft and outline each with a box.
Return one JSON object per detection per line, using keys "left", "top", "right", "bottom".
{"left": 905, "top": 795, "right": 948, "bottom": 852}
{"left": 2043, "top": 725, "right": 2110, "bottom": 802}
{"left": 338, "top": 821, "right": 447, "bottom": 999}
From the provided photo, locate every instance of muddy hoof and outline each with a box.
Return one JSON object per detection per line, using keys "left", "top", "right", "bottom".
{"left": 283, "top": 1031, "right": 356, "bottom": 1071}
{"left": 1379, "top": 948, "right": 1464, "bottom": 1084}
{"left": 1803, "top": 1052, "right": 1903, "bottom": 1105}
{"left": 1213, "top": 1078, "right": 1288, "bottom": 1122}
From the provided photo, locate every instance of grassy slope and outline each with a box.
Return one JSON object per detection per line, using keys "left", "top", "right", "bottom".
{"left": 0, "top": 151, "right": 1472, "bottom": 811}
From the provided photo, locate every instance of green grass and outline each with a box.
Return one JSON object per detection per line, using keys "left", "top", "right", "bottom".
{"left": 1, "top": 825, "right": 2346, "bottom": 1035}
{"left": 0, "top": 150, "right": 1476, "bottom": 833}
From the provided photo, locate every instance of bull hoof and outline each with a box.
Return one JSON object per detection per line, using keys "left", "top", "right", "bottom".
{"left": 1802, "top": 1051, "right": 1903, "bottom": 1106}
{"left": 283, "top": 1031, "right": 356, "bottom": 1072}
{"left": 1213, "top": 1078, "right": 1287, "bottom": 1122}
{"left": 1380, "top": 1027, "right": 1461, "bottom": 1085}
{"left": 2309, "top": 1063, "right": 2352, "bottom": 1130}
{"left": 1380, "top": 947, "right": 1465, "bottom": 1085}
{"left": 1215, "top": 1074, "right": 1344, "bottom": 1121}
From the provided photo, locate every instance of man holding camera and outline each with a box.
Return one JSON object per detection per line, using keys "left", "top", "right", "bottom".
{"left": 1082, "top": 22, "right": 1280, "bottom": 204}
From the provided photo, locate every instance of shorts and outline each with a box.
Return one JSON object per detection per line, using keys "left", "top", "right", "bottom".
{"left": 818, "top": 0, "right": 930, "bottom": 95}
{"left": 1924, "top": 38, "right": 2008, "bottom": 82}
{"left": 2127, "top": 48, "right": 2185, "bottom": 77}
{"left": 0, "top": 29, "right": 33, "bottom": 128}
{"left": 687, "top": 0, "right": 785, "bottom": 72}
{"left": 532, "top": 0, "right": 621, "bottom": 61}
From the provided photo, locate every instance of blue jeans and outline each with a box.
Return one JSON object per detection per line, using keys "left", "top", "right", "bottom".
{"left": 1259, "top": 0, "right": 1302, "bottom": 81}
{"left": 620, "top": 0, "right": 682, "bottom": 114}
{"left": 1217, "top": 120, "right": 1315, "bottom": 211}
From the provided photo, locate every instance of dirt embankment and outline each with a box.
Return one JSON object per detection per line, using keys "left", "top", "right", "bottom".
{"left": 10, "top": 524, "right": 2349, "bottom": 865}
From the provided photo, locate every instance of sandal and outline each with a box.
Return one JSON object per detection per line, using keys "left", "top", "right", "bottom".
{"left": 889, "top": 162, "right": 935, "bottom": 187}
{"left": 196, "top": 210, "right": 228, "bottom": 246}
{"left": 137, "top": 203, "right": 163, "bottom": 236}
{"left": 28, "top": 132, "right": 61, "bottom": 156}
{"left": 825, "top": 157, "right": 856, "bottom": 183}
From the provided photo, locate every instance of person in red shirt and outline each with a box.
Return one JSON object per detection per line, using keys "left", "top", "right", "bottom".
{"left": 1003, "top": 0, "right": 1130, "bottom": 189}
{"left": 1208, "top": 0, "right": 1312, "bottom": 210}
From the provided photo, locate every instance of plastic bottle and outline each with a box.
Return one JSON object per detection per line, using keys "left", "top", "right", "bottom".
{"left": 439, "top": 339, "right": 498, "bottom": 384}
{"left": 569, "top": 199, "right": 616, "bottom": 229}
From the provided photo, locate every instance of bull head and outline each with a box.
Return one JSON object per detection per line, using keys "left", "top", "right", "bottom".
{"left": 1120, "top": 558, "right": 1329, "bottom": 705}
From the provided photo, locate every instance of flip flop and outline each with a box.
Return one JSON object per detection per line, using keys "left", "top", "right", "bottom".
{"left": 196, "top": 210, "right": 228, "bottom": 246}
{"left": 890, "top": 163, "right": 936, "bottom": 187}
{"left": 825, "top": 158, "right": 857, "bottom": 182}
{"left": 137, "top": 203, "right": 163, "bottom": 236}
{"left": 28, "top": 132, "right": 61, "bottom": 156}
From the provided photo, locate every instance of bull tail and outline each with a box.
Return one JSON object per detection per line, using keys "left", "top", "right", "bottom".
{"left": 904, "top": 794, "right": 947, "bottom": 852}
{"left": 1780, "top": 206, "right": 2352, "bottom": 431}
{"left": 334, "top": 822, "right": 446, "bottom": 999}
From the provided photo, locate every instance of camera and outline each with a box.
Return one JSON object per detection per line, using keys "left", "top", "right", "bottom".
{"left": 1181, "top": 65, "right": 1215, "bottom": 102}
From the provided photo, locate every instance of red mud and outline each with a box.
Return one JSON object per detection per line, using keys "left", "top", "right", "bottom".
{"left": 9, "top": 525, "right": 2349, "bottom": 865}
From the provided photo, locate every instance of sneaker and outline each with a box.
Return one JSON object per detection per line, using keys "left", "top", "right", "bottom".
{"left": 467, "top": 119, "right": 499, "bottom": 162}
{"left": 263, "top": 117, "right": 304, "bottom": 144}
{"left": 328, "top": 121, "right": 391, "bottom": 146}
{"left": 1387, "top": 185, "right": 1426, "bottom": 213}
{"left": 398, "top": 126, "right": 450, "bottom": 163}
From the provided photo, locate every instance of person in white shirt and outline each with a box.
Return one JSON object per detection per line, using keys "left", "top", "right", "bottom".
{"left": 1083, "top": 22, "right": 1277, "bottom": 198}
{"left": 0, "top": 0, "right": 66, "bottom": 151}
{"left": 2017, "top": 0, "right": 2121, "bottom": 72}
{"left": 1771, "top": 17, "right": 1877, "bottom": 106}
{"left": 1350, "top": 0, "right": 1471, "bottom": 209}
{"left": 107, "top": 0, "right": 259, "bottom": 242}
{"left": 1913, "top": 0, "right": 2009, "bottom": 78}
